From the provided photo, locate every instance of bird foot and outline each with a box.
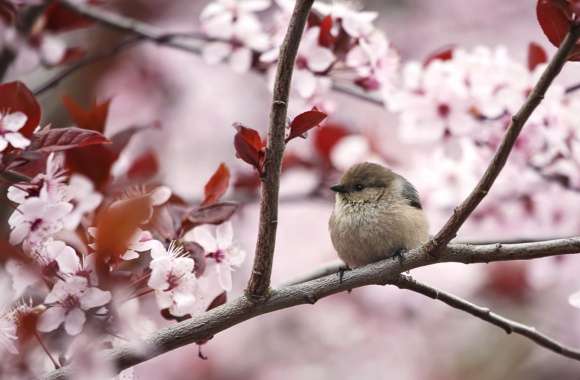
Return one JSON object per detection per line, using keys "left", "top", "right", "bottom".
{"left": 392, "top": 248, "right": 407, "bottom": 267}
{"left": 338, "top": 265, "right": 350, "bottom": 284}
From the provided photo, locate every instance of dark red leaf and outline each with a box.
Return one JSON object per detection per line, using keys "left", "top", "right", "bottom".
{"left": 319, "top": 16, "right": 335, "bottom": 47}
{"left": 354, "top": 76, "right": 381, "bottom": 91}
{"left": 536, "top": 0, "right": 580, "bottom": 61}
{"left": 233, "top": 124, "right": 265, "bottom": 172}
{"left": 62, "top": 95, "right": 111, "bottom": 133}
{"left": 27, "top": 127, "right": 110, "bottom": 153}
{"left": 485, "top": 262, "right": 529, "bottom": 300}
{"left": 202, "top": 163, "right": 230, "bottom": 207}
{"left": 187, "top": 202, "right": 238, "bottom": 227}
{"left": 0, "top": 81, "right": 41, "bottom": 138}
{"left": 183, "top": 241, "right": 206, "bottom": 277}
{"left": 43, "top": 3, "right": 94, "bottom": 32}
{"left": 528, "top": 42, "right": 549, "bottom": 71}
{"left": 127, "top": 150, "right": 159, "bottom": 180}
{"left": 423, "top": 45, "right": 455, "bottom": 66}
{"left": 207, "top": 292, "right": 227, "bottom": 311}
{"left": 313, "top": 123, "right": 349, "bottom": 166}
{"left": 286, "top": 108, "right": 327, "bottom": 143}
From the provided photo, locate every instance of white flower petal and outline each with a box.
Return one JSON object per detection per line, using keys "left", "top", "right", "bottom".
{"left": 202, "top": 42, "right": 233, "bottom": 65}
{"left": 37, "top": 306, "right": 65, "bottom": 332}
{"left": 2, "top": 112, "right": 27, "bottom": 132}
{"left": 569, "top": 290, "right": 580, "bottom": 308}
{"left": 64, "top": 308, "right": 86, "bottom": 335}
{"left": 192, "top": 226, "right": 218, "bottom": 253}
{"left": 216, "top": 222, "right": 234, "bottom": 249}
{"left": 216, "top": 264, "right": 233, "bottom": 291}
{"left": 80, "top": 287, "right": 111, "bottom": 309}
{"left": 5, "top": 132, "right": 30, "bottom": 149}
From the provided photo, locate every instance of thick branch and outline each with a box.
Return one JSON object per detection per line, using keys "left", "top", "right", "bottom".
{"left": 393, "top": 275, "right": 580, "bottom": 361}
{"left": 246, "top": 0, "right": 314, "bottom": 298}
{"left": 425, "top": 25, "right": 580, "bottom": 255}
{"left": 44, "top": 237, "right": 580, "bottom": 380}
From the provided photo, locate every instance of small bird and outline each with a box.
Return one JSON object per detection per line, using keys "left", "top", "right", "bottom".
{"left": 329, "top": 162, "right": 429, "bottom": 268}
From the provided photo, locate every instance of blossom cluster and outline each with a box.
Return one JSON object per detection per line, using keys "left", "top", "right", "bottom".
{"left": 0, "top": 80, "right": 246, "bottom": 379}
{"left": 199, "top": 0, "right": 399, "bottom": 100}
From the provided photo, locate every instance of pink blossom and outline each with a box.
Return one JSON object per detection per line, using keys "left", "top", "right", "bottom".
{"left": 63, "top": 174, "right": 103, "bottom": 230}
{"left": 34, "top": 240, "right": 81, "bottom": 277}
{"left": 201, "top": 0, "right": 271, "bottom": 73}
{"left": 0, "top": 111, "right": 30, "bottom": 152}
{"left": 37, "top": 276, "right": 111, "bottom": 336}
{"left": 190, "top": 221, "right": 245, "bottom": 291}
{"left": 8, "top": 197, "right": 73, "bottom": 246}
{"left": 121, "top": 229, "right": 165, "bottom": 260}
{"left": 314, "top": 2, "right": 378, "bottom": 38}
{"left": 147, "top": 243, "right": 199, "bottom": 316}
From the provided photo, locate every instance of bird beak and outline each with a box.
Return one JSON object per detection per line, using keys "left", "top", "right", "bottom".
{"left": 330, "top": 184, "right": 348, "bottom": 193}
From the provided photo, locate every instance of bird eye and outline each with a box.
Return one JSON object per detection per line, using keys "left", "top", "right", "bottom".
{"left": 354, "top": 184, "right": 364, "bottom": 191}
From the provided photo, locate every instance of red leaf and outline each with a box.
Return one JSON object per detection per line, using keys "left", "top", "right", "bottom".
{"left": 423, "top": 45, "right": 455, "bottom": 66}
{"left": 207, "top": 292, "right": 227, "bottom": 311}
{"left": 127, "top": 150, "right": 159, "bottom": 180}
{"left": 0, "top": 1, "right": 16, "bottom": 24}
{"left": 28, "top": 127, "right": 110, "bottom": 152}
{"left": 313, "top": 123, "right": 349, "bottom": 166}
{"left": 536, "top": 0, "right": 580, "bottom": 61}
{"left": 55, "top": 46, "right": 86, "bottom": 66}
{"left": 62, "top": 95, "right": 111, "bottom": 133}
{"left": 319, "top": 16, "right": 335, "bottom": 47}
{"left": 65, "top": 122, "right": 152, "bottom": 189}
{"left": 43, "top": 3, "right": 94, "bottom": 32}
{"left": 286, "top": 108, "right": 327, "bottom": 143}
{"left": 527, "top": 42, "right": 548, "bottom": 71}
{"left": 0, "top": 81, "right": 41, "bottom": 138}
{"left": 186, "top": 202, "right": 238, "bottom": 227}
{"left": 233, "top": 124, "right": 265, "bottom": 172}
{"left": 202, "top": 163, "right": 230, "bottom": 207}
{"left": 95, "top": 195, "right": 153, "bottom": 265}
{"left": 354, "top": 76, "right": 381, "bottom": 91}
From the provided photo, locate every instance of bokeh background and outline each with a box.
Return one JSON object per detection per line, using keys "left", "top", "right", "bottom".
{"left": 14, "top": 0, "right": 580, "bottom": 379}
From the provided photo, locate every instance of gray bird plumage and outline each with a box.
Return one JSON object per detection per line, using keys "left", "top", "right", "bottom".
{"left": 329, "top": 162, "right": 429, "bottom": 268}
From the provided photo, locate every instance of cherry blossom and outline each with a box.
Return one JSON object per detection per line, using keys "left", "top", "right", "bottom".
{"left": 37, "top": 276, "right": 111, "bottom": 336}
{"left": 201, "top": 0, "right": 271, "bottom": 73}
{"left": 189, "top": 221, "right": 245, "bottom": 292}
{"left": 63, "top": 174, "right": 103, "bottom": 230}
{"left": 147, "top": 242, "right": 199, "bottom": 317}
{"left": 0, "top": 111, "right": 30, "bottom": 152}
{"left": 121, "top": 229, "right": 165, "bottom": 260}
{"left": 34, "top": 240, "right": 80, "bottom": 277}
{"left": 314, "top": 1, "right": 378, "bottom": 38}
{"left": 8, "top": 196, "right": 73, "bottom": 246}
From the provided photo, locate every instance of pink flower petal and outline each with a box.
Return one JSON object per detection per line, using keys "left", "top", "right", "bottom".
{"left": 37, "top": 306, "right": 65, "bottom": 332}
{"left": 64, "top": 308, "right": 86, "bottom": 335}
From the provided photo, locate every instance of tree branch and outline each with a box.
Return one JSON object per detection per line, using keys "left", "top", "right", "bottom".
{"left": 425, "top": 25, "right": 580, "bottom": 256}
{"left": 44, "top": 237, "right": 580, "bottom": 380}
{"left": 33, "top": 36, "right": 144, "bottom": 96}
{"left": 58, "top": 0, "right": 203, "bottom": 55}
{"left": 393, "top": 274, "right": 580, "bottom": 361}
{"left": 246, "top": 0, "right": 314, "bottom": 298}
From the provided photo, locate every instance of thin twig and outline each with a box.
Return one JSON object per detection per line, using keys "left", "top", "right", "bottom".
{"left": 33, "top": 36, "right": 144, "bottom": 96}
{"left": 393, "top": 274, "right": 580, "bottom": 361}
{"left": 246, "top": 0, "right": 315, "bottom": 299}
{"left": 425, "top": 25, "right": 580, "bottom": 256}
{"left": 58, "top": 0, "right": 203, "bottom": 55}
{"left": 43, "top": 237, "right": 580, "bottom": 380}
